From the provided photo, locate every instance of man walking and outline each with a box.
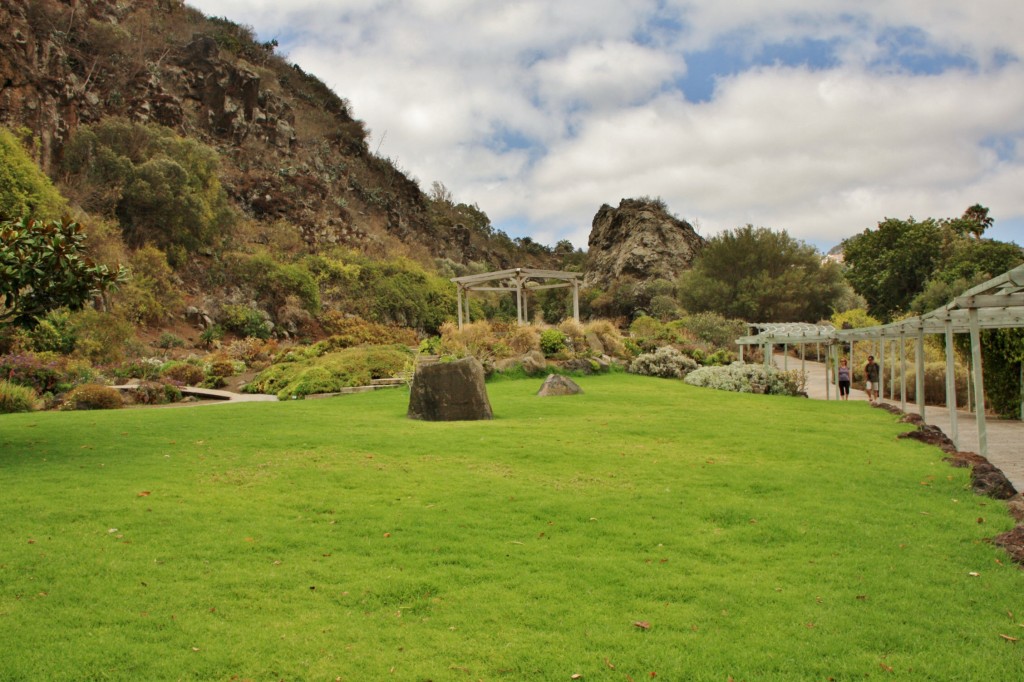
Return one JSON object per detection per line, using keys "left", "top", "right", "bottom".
{"left": 864, "top": 355, "right": 880, "bottom": 402}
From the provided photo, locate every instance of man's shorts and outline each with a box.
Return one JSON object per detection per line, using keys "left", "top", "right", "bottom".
{"left": 865, "top": 381, "right": 874, "bottom": 390}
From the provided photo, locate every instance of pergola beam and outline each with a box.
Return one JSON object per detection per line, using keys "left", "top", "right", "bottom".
{"left": 450, "top": 267, "right": 583, "bottom": 329}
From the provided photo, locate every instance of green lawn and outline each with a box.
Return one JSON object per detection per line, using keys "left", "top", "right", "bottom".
{"left": 1, "top": 373, "right": 1022, "bottom": 680}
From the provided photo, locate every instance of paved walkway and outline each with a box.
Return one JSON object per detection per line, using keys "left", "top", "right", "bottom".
{"left": 786, "top": 358, "right": 1024, "bottom": 493}
{"left": 113, "top": 384, "right": 278, "bottom": 403}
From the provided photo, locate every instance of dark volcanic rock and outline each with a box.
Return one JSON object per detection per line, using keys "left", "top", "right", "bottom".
{"left": 407, "top": 357, "right": 492, "bottom": 422}
{"left": 897, "top": 424, "right": 957, "bottom": 453}
{"left": 991, "top": 525, "right": 1024, "bottom": 565}
{"left": 583, "top": 198, "right": 704, "bottom": 290}
{"left": 971, "top": 461, "right": 1017, "bottom": 500}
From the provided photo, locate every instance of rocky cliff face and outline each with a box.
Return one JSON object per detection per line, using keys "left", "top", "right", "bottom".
{"left": 0, "top": 0, "right": 538, "bottom": 267}
{"left": 584, "top": 198, "right": 704, "bottom": 290}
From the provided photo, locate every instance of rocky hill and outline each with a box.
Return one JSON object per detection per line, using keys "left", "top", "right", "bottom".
{"left": 584, "top": 197, "right": 705, "bottom": 290}
{"left": 0, "top": 0, "right": 552, "bottom": 270}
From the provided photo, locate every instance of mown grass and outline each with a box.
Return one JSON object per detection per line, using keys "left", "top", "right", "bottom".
{"left": 1, "top": 373, "right": 1022, "bottom": 681}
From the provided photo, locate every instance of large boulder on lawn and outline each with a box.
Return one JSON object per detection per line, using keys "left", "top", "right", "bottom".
{"left": 407, "top": 357, "right": 493, "bottom": 421}
{"left": 537, "top": 374, "right": 583, "bottom": 397}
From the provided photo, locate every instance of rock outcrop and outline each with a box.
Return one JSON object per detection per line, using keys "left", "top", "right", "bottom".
{"left": 584, "top": 198, "right": 705, "bottom": 290}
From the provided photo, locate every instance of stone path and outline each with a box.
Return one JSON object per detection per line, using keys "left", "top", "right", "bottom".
{"left": 791, "top": 358, "right": 1024, "bottom": 492}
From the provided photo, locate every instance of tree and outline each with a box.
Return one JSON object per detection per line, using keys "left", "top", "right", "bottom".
{"left": 949, "top": 203, "right": 994, "bottom": 240}
{"left": 841, "top": 217, "right": 944, "bottom": 320}
{"left": 844, "top": 208, "right": 1023, "bottom": 320}
{"left": 676, "top": 225, "right": 845, "bottom": 322}
{"left": 1, "top": 217, "right": 125, "bottom": 327}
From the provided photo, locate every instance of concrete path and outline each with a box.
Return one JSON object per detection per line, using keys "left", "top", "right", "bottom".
{"left": 789, "top": 358, "right": 1023, "bottom": 492}
{"left": 113, "top": 384, "right": 278, "bottom": 403}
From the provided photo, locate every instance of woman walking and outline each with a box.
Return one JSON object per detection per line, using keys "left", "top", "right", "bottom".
{"left": 838, "top": 358, "right": 851, "bottom": 400}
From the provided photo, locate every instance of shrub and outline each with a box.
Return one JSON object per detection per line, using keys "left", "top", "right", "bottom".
{"left": 584, "top": 319, "right": 627, "bottom": 358}
{"left": 123, "top": 381, "right": 181, "bottom": 405}
{"left": 63, "top": 384, "right": 124, "bottom": 410}
{"left": 671, "top": 312, "right": 748, "bottom": 351}
{"left": 0, "top": 379, "right": 40, "bottom": 413}
{"left": 505, "top": 324, "right": 541, "bottom": 355}
{"left": 629, "top": 316, "right": 666, "bottom": 347}
{"left": 540, "top": 329, "right": 567, "bottom": 356}
{"left": 317, "top": 312, "right": 418, "bottom": 347}
{"left": 0, "top": 352, "right": 94, "bottom": 393}
{"left": 225, "top": 337, "right": 278, "bottom": 366}
{"left": 557, "top": 319, "right": 586, "bottom": 354}
{"left": 628, "top": 346, "right": 698, "bottom": 379}
{"left": 108, "top": 357, "right": 163, "bottom": 382}
{"left": 893, "top": 362, "right": 968, "bottom": 406}
{"left": 70, "top": 310, "right": 138, "bottom": 365}
{"left": 246, "top": 345, "right": 412, "bottom": 399}
{"left": 684, "top": 363, "right": 805, "bottom": 396}
{"left": 156, "top": 332, "right": 186, "bottom": 349}
{"left": 204, "top": 358, "right": 242, "bottom": 379}
{"left": 199, "top": 325, "right": 225, "bottom": 348}
{"left": 220, "top": 304, "right": 272, "bottom": 340}
{"left": 25, "top": 309, "right": 77, "bottom": 354}
{"left": 160, "top": 361, "right": 205, "bottom": 385}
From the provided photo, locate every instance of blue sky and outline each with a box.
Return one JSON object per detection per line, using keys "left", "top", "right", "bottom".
{"left": 187, "top": 0, "right": 1024, "bottom": 251}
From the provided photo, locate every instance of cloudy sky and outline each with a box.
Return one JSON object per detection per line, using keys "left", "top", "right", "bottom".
{"left": 187, "top": 0, "right": 1024, "bottom": 252}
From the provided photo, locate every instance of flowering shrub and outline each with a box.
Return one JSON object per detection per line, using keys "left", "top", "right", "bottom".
{"left": 0, "top": 352, "right": 93, "bottom": 393}
{"left": 684, "top": 363, "right": 805, "bottom": 396}
{"left": 628, "top": 346, "right": 698, "bottom": 379}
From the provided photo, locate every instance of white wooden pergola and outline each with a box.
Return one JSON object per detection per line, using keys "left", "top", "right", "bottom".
{"left": 450, "top": 268, "right": 582, "bottom": 329}
{"left": 735, "top": 264, "right": 1024, "bottom": 457}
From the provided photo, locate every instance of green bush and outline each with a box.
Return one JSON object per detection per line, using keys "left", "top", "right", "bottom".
{"left": 220, "top": 304, "right": 272, "bottom": 340}
{"left": 62, "top": 384, "right": 124, "bottom": 410}
{"left": 540, "top": 329, "right": 567, "bottom": 356}
{"left": 0, "top": 126, "right": 67, "bottom": 220}
{"left": 246, "top": 345, "right": 412, "bottom": 399}
{"left": 24, "top": 309, "right": 77, "bottom": 354}
{"left": 61, "top": 119, "right": 235, "bottom": 253}
{"left": 0, "top": 379, "right": 40, "bottom": 413}
{"left": 225, "top": 252, "right": 321, "bottom": 315}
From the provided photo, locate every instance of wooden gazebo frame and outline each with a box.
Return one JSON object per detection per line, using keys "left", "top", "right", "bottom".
{"left": 450, "top": 268, "right": 582, "bottom": 329}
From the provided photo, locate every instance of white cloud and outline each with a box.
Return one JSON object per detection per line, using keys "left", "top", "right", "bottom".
{"left": 185, "top": 0, "right": 1024, "bottom": 250}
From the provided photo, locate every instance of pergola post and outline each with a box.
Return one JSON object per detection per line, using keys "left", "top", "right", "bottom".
{"left": 783, "top": 343, "right": 789, "bottom": 371}
{"left": 878, "top": 335, "right": 886, "bottom": 402}
{"left": 944, "top": 319, "right": 959, "bottom": 449}
{"left": 915, "top": 327, "right": 926, "bottom": 421}
{"left": 456, "top": 285, "right": 464, "bottom": 330}
{"left": 969, "top": 307, "right": 988, "bottom": 456}
{"left": 899, "top": 331, "right": 907, "bottom": 412}
{"left": 572, "top": 280, "right": 580, "bottom": 323}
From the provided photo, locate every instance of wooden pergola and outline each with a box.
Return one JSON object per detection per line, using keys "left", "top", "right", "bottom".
{"left": 735, "top": 264, "right": 1024, "bottom": 457}
{"left": 450, "top": 268, "right": 582, "bottom": 329}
